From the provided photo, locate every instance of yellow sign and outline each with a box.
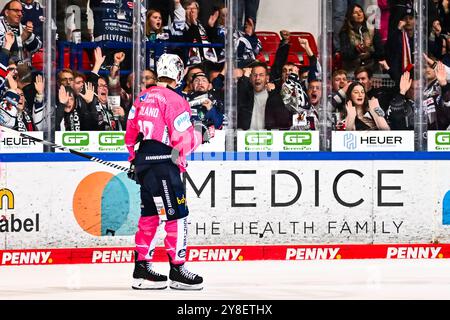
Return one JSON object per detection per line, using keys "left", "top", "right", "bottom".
{"left": 0, "top": 188, "right": 14, "bottom": 210}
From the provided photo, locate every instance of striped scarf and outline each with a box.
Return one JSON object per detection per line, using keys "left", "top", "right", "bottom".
{"left": 401, "top": 31, "right": 413, "bottom": 72}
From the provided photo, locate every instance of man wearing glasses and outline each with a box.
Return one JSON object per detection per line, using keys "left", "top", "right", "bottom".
{"left": 0, "top": 0, "right": 42, "bottom": 65}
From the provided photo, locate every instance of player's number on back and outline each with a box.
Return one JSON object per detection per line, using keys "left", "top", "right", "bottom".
{"left": 138, "top": 120, "right": 154, "bottom": 139}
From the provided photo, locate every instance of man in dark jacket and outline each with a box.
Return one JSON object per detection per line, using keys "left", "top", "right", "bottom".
{"left": 237, "top": 62, "right": 291, "bottom": 130}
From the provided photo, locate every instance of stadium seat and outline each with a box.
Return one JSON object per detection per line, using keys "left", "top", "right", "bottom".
{"left": 34, "top": 48, "right": 93, "bottom": 72}
{"left": 255, "top": 31, "right": 280, "bottom": 66}
{"left": 31, "top": 49, "right": 44, "bottom": 70}
{"left": 57, "top": 48, "right": 93, "bottom": 71}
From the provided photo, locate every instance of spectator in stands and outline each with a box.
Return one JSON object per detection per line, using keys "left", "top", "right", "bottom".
{"left": 15, "top": 61, "right": 39, "bottom": 116}
{"left": 146, "top": 0, "right": 174, "bottom": 27}
{"left": 186, "top": 71, "right": 224, "bottom": 129}
{"left": 387, "top": 0, "right": 413, "bottom": 38}
{"left": 20, "top": 0, "right": 43, "bottom": 42}
{"left": 428, "top": 0, "right": 450, "bottom": 34}
{"left": 354, "top": 66, "right": 394, "bottom": 112}
{"left": 237, "top": 0, "right": 260, "bottom": 31}
{"left": 182, "top": 64, "right": 204, "bottom": 94}
{"left": 237, "top": 62, "right": 291, "bottom": 130}
{"left": 332, "top": 0, "right": 364, "bottom": 54}
{"left": 331, "top": 69, "right": 351, "bottom": 115}
{"left": 57, "top": 68, "right": 74, "bottom": 89}
{"left": 56, "top": 73, "right": 97, "bottom": 131}
{"left": 197, "top": 0, "right": 225, "bottom": 28}
{"left": 339, "top": 4, "right": 386, "bottom": 74}
{"left": 385, "top": 2, "right": 415, "bottom": 84}
{"left": 386, "top": 71, "right": 415, "bottom": 130}
{"left": 182, "top": 0, "right": 219, "bottom": 65}
{"left": 56, "top": 0, "right": 90, "bottom": 42}
{"left": 344, "top": 81, "right": 390, "bottom": 130}
{"left": 146, "top": 1, "right": 185, "bottom": 67}
{"left": 56, "top": 85, "right": 79, "bottom": 131}
{"left": 233, "top": 17, "right": 262, "bottom": 69}
{"left": 423, "top": 61, "right": 450, "bottom": 130}
{"left": 270, "top": 31, "right": 320, "bottom": 89}
{"left": 141, "top": 68, "right": 158, "bottom": 90}
{"left": 283, "top": 74, "right": 318, "bottom": 131}
{"left": 205, "top": 4, "right": 226, "bottom": 63}
{"left": 0, "top": 0, "right": 42, "bottom": 66}
{"left": 428, "top": 18, "right": 447, "bottom": 61}
{"left": 90, "top": 0, "right": 145, "bottom": 70}
{"left": 71, "top": 71, "right": 85, "bottom": 96}
{"left": 0, "top": 31, "right": 43, "bottom": 133}
{"left": 308, "top": 79, "right": 333, "bottom": 150}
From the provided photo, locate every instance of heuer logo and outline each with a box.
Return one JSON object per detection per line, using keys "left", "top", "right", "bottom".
{"left": 99, "top": 133, "right": 124, "bottom": 146}
{"left": 245, "top": 132, "right": 273, "bottom": 146}
{"left": 283, "top": 132, "right": 311, "bottom": 145}
{"left": 344, "top": 133, "right": 357, "bottom": 150}
{"left": 436, "top": 132, "right": 450, "bottom": 145}
{"left": 62, "top": 133, "right": 89, "bottom": 146}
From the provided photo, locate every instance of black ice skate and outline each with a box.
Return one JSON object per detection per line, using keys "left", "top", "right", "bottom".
{"left": 169, "top": 263, "right": 203, "bottom": 290}
{"left": 132, "top": 260, "right": 168, "bottom": 290}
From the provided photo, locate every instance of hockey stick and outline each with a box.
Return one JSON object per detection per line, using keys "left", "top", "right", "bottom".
{"left": 0, "top": 125, "right": 130, "bottom": 173}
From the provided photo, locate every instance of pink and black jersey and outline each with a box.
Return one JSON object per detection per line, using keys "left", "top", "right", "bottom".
{"left": 125, "top": 85, "right": 202, "bottom": 172}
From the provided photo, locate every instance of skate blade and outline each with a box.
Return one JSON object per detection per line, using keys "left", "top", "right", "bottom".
{"left": 132, "top": 278, "right": 167, "bottom": 290}
{"left": 169, "top": 280, "right": 203, "bottom": 291}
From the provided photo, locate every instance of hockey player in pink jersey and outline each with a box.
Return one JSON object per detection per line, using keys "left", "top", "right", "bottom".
{"left": 125, "top": 53, "right": 213, "bottom": 290}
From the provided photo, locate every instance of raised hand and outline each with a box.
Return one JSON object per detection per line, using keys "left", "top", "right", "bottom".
{"left": 114, "top": 52, "right": 126, "bottom": 65}
{"left": 34, "top": 74, "right": 44, "bottom": 95}
{"left": 379, "top": 60, "right": 390, "bottom": 71}
{"left": 280, "top": 30, "right": 290, "bottom": 43}
{"left": 92, "top": 47, "right": 106, "bottom": 73}
{"left": 345, "top": 100, "right": 356, "bottom": 115}
{"left": 3, "top": 31, "right": 15, "bottom": 50}
{"left": 208, "top": 10, "right": 219, "bottom": 27}
{"left": 244, "top": 17, "right": 255, "bottom": 36}
{"left": 399, "top": 71, "right": 412, "bottom": 95}
{"left": 436, "top": 61, "right": 448, "bottom": 86}
{"left": 6, "top": 71, "right": 17, "bottom": 91}
{"left": 21, "top": 21, "right": 34, "bottom": 41}
{"left": 79, "top": 82, "right": 95, "bottom": 104}
{"left": 58, "top": 85, "right": 70, "bottom": 105}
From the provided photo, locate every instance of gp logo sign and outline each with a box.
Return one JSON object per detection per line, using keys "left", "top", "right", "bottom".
{"left": 245, "top": 132, "right": 273, "bottom": 146}
{"left": 283, "top": 132, "right": 311, "bottom": 146}
{"left": 62, "top": 133, "right": 89, "bottom": 146}
{"left": 99, "top": 133, "right": 125, "bottom": 146}
{"left": 436, "top": 132, "right": 450, "bottom": 145}
{"left": 56, "top": 132, "right": 126, "bottom": 152}
{"left": 238, "top": 131, "right": 319, "bottom": 152}
{"left": 428, "top": 131, "right": 450, "bottom": 151}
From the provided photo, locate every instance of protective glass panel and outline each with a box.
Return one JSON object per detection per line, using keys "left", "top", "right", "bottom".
{"left": 233, "top": 0, "right": 323, "bottom": 152}
{"left": 329, "top": 0, "right": 422, "bottom": 152}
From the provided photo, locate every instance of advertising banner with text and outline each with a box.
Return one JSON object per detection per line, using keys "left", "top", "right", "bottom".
{"left": 1, "top": 159, "right": 450, "bottom": 250}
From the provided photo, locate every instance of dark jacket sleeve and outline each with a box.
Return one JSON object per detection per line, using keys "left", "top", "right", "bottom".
{"left": 265, "top": 91, "right": 291, "bottom": 130}
{"left": 269, "top": 41, "right": 290, "bottom": 83}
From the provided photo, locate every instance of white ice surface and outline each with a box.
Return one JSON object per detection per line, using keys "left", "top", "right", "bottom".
{"left": 1, "top": 260, "right": 450, "bottom": 300}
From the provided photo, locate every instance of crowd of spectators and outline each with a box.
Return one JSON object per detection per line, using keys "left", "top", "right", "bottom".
{"left": 0, "top": 0, "right": 449, "bottom": 141}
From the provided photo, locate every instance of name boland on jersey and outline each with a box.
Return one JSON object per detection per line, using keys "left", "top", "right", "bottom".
{"left": 125, "top": 86, "right": 202, "bottom": 172}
